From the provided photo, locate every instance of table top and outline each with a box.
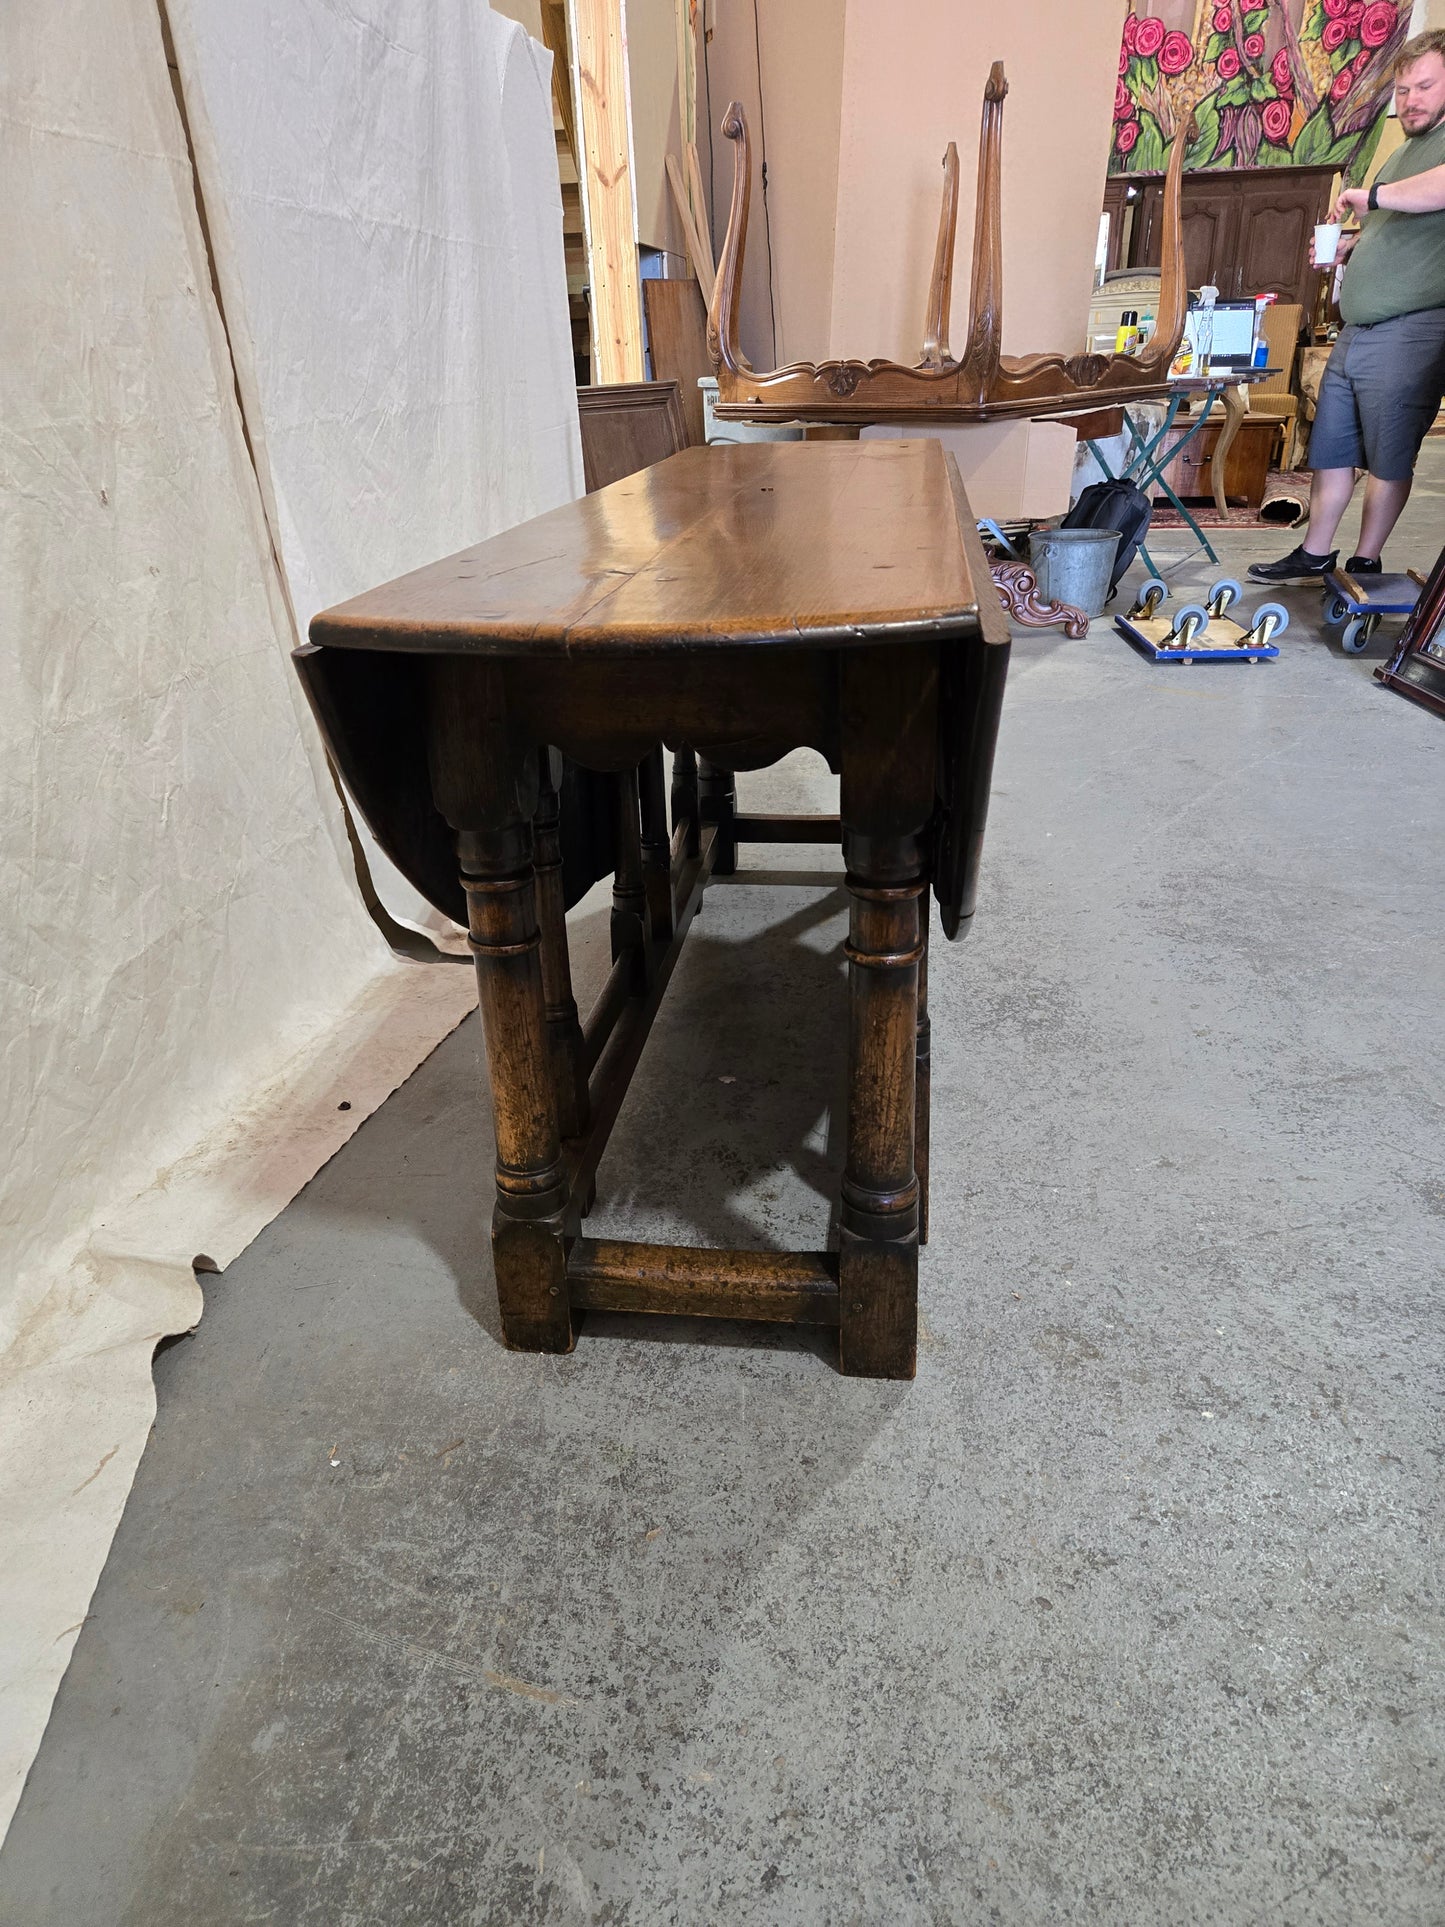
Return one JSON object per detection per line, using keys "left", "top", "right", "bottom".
{"left": 309, "top": 439, "right": 993, "bottom": 656}
{"left": 1163, "top": 368, "right": 1277, "bottom": 392}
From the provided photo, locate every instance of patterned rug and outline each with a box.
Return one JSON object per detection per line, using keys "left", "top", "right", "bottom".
{"left": 1150, "top": 470, "right": 1310, "bottom": 530}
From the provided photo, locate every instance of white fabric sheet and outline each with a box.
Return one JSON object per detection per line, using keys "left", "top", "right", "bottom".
{"left": 166, "top": 0, "right": 584, "bottom": 928}
{"left": 3, "top": 0, "right": 579, "bottom": 1842}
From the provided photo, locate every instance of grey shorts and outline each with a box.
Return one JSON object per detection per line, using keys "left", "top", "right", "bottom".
{"left": 1308, "top": 307, "right": 1445, "bottom": 480}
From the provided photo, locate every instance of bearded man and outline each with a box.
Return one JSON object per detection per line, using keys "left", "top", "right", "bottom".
{"left": 1250, "top": 29, "right": 1445, "bottom": 584}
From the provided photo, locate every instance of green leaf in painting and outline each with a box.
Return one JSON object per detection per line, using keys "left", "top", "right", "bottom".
{"left": 1134, "top": 54, "right": 1160, "bottom": 91}
{"left": 1291, "top": 102, "right": 1337, "bottom": 164}
{"left": 1184, "top": 90, "right": 1224, "bottom": 168}
{"left": 1218, "top": 76, "right": 1251, "bottom": 107}
{"left": 1134, "top": 108, "right": 1168, "bottom": 174}
{"left": 1243, "top": 6, "right": 1268, "bottom": 27}
{"left": 1258, "top": 137, "right": 1293, "bottom": 164}
{"left": 1204, "top": 30, "right": 1229, "bottom": 60}
{"left": 1249, "top": 77, "right": 1272, "bottom": 101}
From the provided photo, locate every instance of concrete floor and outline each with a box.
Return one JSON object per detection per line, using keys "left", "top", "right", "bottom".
{"left": 3, "top": 455, "right": 1443, "bottom": 1926}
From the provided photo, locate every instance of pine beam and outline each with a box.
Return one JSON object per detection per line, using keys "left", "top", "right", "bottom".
{"left": 566, "top": 0, "right": 645, "bottom": 383}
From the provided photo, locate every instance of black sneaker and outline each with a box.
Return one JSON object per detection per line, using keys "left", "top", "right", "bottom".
{"left": 1247, "top": 545, "right": 1338, "bottom": 583}
{"left": 1344, "top": 555, "right": 1382, "bottom": 573}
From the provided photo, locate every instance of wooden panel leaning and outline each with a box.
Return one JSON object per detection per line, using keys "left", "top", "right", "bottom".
{"left": 301, "top": 439, "right": 1011, "bottom": 1379}
{"left": 576, "top": 380, "right": 689, "bottom": 493}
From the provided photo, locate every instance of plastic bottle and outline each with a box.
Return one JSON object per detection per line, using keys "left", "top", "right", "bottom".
{"left": 1194, "top": 285, "right": 1217, "bottom": 375}
{"left": 1115, "top": 309, "right": 1139, "bottom": 354}
{"left": 1138, "top": 311, "right": 1155, "bottom": 347}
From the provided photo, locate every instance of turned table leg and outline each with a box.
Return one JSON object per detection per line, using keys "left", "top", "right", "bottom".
{"left": 460, "top": 822, "right": 574, "bottom": 1351}
{"left": 533, "top": 751, "right": 589, "bottom": 1140}
{"left": 836, "top": 645, "right": 936, "bottom": 1379}
{"left": 916, "top": 890, "right": 931, "bottom": 1249}
{"left": 428, "top": 659, "right": 572, "bottom": 1352}
{"left": 639, "top": 746, "right": 674, "bottom": 943}
{"left": 612, "top": 764, "right": 654, "bottom": 987}
{"left": 671, "top": 746, "right": 700, "bottom": 857}
{"left": 698, "top": 758, "right": 738, "bottom": 876}
{"left": 838, "top": 843, "right": 924, "bottom": 1378}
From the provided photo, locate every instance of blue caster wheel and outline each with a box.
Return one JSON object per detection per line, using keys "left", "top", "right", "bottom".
{"left": 1341, "top": 613, "right": 1377, "bottom": 654}
{"left": 1250, "top": 601, "right": 1289, "bottom": 638}
{"left": 1207, "top": 577, "right": 1244, "bottom": 617}
{"left": 1127, "top": 576, "right": 1170, "bottom": 620}
{"left": 1323, "top": 592, "right": 1350, "bottom": 625}
{"left": 1166, "top": 603, "right": 1210, "bottom": 651}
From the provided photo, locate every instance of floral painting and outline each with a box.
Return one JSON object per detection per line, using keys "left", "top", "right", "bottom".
{"left": 1110, "top": 0, "right": 1412, "bottom": 178}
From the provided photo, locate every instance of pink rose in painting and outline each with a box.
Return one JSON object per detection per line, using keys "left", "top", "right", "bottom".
{"left": 1272, "top": 47, "right": 1294, "bottom": 92}
{"left": 1116, "top": 119, "right": 1140, "bottom": 153}
{"left": 1360, "top": 0, "right": 1396, "bottom": 47}
{"left": 1213, "top": 3, "right": 1232, "bottom": 26}
{"left": 1123, "top": 11, "right": 1140, "bottom": 52}
{"left": 1331, "top": 64, "right": 1355, "bottom": 98}
{"left": 1262, "top": 95, "right": 1293, "bottom": 141}
{"left": 1218, "top": 45, "right": 1242, "bottom": 76}
{"left": 1120, "top": 42, "right": 1130, "bottom": 73}
{"left": 1243, "top": 30, "right": 1266, "bottom": 56}
{"left": 1116, "top": 79, "right": 1134, "bottom": 118}
{"left": 1160, "top": 30, "right": 1194, "bottom": 74}
{"left": 1323, "top": 0, "right": 1349, "bottom": 17}
{"left": 1134, "top": 15, "right": 1166, "bottom": 56}
{"left": 1322, "top": 17, "right": 1349, "bottom": 49}
{"left": 1345, "top": 0, "right": 1365, "bottom": 26}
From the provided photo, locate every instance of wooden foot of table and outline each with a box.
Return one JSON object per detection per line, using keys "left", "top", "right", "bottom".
{"left": 459, "top": 820, "right": 574, "bottom": 1353}
{"left": 838, "top": 838, "right": 924, "bottom": 1380}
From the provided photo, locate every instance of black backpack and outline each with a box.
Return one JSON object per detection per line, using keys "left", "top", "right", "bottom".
{"left": 1061, "top": 479, "right": 1152, "bottom": 601}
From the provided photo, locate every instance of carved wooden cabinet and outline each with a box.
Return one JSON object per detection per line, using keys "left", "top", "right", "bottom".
{"left": 1122, "top": 165, "right": 1336, "bottom": 308}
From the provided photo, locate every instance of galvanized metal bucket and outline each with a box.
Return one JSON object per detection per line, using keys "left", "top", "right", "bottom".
{"left": 1028, "top": 525, "right": 1121, "bottom": 621}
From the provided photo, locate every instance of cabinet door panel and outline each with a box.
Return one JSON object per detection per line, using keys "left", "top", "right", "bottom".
{"left": 1181, "top": 193, "right": 1237, "bottom": 293}
{"left": 1237, "top": 200, "right": 1314, "bottom": 302}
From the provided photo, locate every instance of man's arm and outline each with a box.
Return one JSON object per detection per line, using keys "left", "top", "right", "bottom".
{"left": 1336, "top": 165, "right": 1445, "bottom": 221}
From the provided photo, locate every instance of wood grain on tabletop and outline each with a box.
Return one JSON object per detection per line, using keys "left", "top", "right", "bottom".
{"left": 308, "top": 440, "right": 984, "bottom": 655}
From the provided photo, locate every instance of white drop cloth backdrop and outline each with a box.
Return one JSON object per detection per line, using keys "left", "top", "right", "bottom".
{"left": 2, "top": 0, "right": 580, "bottom": 1842}
{"left": 167, "top": 0, "right": 585, "bottom": 928}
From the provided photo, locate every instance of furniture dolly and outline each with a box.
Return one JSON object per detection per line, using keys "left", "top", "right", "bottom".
{"left": 299, "top": 440, "right": 1009, "bottom": 1379}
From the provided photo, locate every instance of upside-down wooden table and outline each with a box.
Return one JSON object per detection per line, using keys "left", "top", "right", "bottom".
{"left": 299, "top": 439, "right": 1009, "bottom": 1379}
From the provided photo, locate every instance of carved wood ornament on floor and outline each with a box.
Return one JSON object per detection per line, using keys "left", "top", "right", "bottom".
{"left": 708, "top": 61, "right": 1191, "bottom": 426}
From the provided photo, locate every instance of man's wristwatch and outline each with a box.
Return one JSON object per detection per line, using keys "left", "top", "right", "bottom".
{"left": 1367, "top": 183, "right": 1380, "bottom": 211}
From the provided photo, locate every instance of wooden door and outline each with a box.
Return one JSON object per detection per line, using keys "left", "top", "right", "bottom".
{"left": 1179, "top": 184, "right": 1239, "bottom": 295}
{"left": 1124, "top": 166, "right": 1336, "bottom": 306}
{"left": 1130, "top": 178, "right": 1238, "bottom": 291}
{"left": 1233, "top": 170, "right": 1336, "bottom": 308}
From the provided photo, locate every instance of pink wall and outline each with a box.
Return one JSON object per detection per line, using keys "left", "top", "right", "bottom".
{"left": 700, "top": 0, "right": 846, "bottom": 367}
{"left": 829, "top": 0, "right": 1123, "bottom": 363}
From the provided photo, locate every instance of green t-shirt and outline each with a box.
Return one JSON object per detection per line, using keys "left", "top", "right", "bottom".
{"left": 1341, "top": 118, "right": 1445, "bottom": 325}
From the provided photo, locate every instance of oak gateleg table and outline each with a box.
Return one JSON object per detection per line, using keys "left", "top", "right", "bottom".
{"left": 299, "top": 439, "right": 1010, "bottom": 1379}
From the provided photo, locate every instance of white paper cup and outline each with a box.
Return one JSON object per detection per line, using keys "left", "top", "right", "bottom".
{"left": 1314, "top": 222, "right": 1342, "bottom": 265}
